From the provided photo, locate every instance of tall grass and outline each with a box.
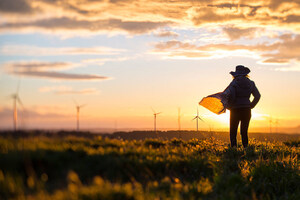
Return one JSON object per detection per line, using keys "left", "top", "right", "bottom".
{"left": 0, "top": 131, "right": 299, "bottom": 199}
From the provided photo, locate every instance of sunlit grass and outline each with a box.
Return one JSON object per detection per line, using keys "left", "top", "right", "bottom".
{"left": 0, "top": 131, "right": 299, "bottom": 199}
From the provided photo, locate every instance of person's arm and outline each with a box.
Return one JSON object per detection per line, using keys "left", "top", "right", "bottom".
{"left": 250, "top": 83, "right": 261, "bottom": 108}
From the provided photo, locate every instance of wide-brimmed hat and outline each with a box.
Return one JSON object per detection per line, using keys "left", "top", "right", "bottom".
{"left": 230, "top": 65, "right": 250, "bottom": 77}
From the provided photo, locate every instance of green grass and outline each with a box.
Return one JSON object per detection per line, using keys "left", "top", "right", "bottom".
{"left": 0, "top": 131, "right": 299, "bottom": 200}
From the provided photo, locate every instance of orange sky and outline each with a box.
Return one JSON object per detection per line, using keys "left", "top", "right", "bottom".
{"left": 1, "top": 0, "right": 300, "bottom": 132}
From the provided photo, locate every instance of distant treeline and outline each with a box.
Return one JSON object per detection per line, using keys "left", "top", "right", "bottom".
{"left": 0, "top": 130, "right": 299, "bottom": 142}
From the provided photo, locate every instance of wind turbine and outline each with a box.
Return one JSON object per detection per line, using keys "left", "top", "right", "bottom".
{"left": 114, "top": 120, "right": 118, "bottom": 132}
{"left": 269, "top": 117, "right": 273, "bottom": 133}
{"left": 274, "top": 119, "right": 279, "bottom": 133}
{"left": 74, "top": 100, "right": 86, "bottom": 132}
{"left": 151, "top": 107, "right": 162, "bottom": 133}
{"left": 178, "top": 107, "right": 184, "bottom": 139}
{"left": 192, "top": 107, "right": 203, "bottom": 132}
{"left": 11, "top": 82, "right": 24, "bottom": 131}
{"left": 178, "top": 107, "right": 183, "bottom": 131}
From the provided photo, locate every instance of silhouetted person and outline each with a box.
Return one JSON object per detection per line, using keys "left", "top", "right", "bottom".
{"left": 226, "top": 65, "right": 260, "bottom": 148}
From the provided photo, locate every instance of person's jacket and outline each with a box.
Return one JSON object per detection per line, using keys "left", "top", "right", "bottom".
{"left": 225, "top": 76, "right": 261, "bottom": 109}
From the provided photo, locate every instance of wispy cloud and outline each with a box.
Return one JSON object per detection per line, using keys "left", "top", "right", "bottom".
{"left": 153, "top": 30, "right": 179, "bottom": 38}
{"left": 81, "top": 57, "right": 133, "bottom": 66}
{"left": 0, "top": 107, "right": 71, "bottom": 121}
{"left": 39, "top": 86, "right": 99, "bottom": 95}
{"left": 4, "top": 61, "right": 110, "bottom": 81}
{"left": 5, "top": 61, "right": 75, "bottom": 70}
{"left": 275, "top": 65, "right": 300, "bottom": 72}
{"left": 0, "top": 45, "right": 124, "bottom": 56}
{"left": 0, "top": 17, "right": 171, "bottom": 35}
{"left": 153, "top": 34, "right": 300, "bottom": 65}
{"left": 260, "top": 34, "right": 300, "bottom": 64}
{"left": 222, "top": 26, "right": 264, "bottom": 41}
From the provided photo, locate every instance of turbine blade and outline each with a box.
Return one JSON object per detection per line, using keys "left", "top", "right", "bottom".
{"left": 192, "top": 116, "right": 197, "bottom": 120}
{"left": 79, "top": 104, "right": 86, "bottom": 108}
{"left": 151, "top": 107, "right": 156, "bottom": 114}
{"left": 17, "top": 96, "right": 25, "bottom": 109}
{"left": 10, "top": 94, "right": 16, "bottom": 99}
{"left": 72, "top": 98, "right": 79, "bottom": 106}
{"left": 16, "top": 80, "right": 21, "bottom": 94}
{"left": 156, "top": 112, "right": 162, "bottom": 115}
{"left": 180, "top": 112, "right": 184, "bottom": 117}
{"left": 198, "top": 116, "right": 204, "bottom": 122}
{"left": 17, "top": 96, "right": 22, "bottom": 105}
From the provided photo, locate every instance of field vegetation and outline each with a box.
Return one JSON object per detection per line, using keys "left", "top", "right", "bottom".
{"left": 0, "top": 130, "right": 299, "bottom": 200}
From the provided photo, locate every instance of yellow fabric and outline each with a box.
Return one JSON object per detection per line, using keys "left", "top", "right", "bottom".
{"left": 199, "top": 96, "right": 226, "bottom": 115}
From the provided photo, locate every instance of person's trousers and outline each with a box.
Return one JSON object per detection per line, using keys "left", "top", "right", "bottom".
{"left": 230, "top": 108, "right": 251, "bottom": 148}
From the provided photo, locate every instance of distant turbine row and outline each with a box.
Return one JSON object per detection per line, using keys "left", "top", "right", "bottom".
{"left": 152, "top": 107, "right": 204, "bottom": 132}
{"left": 9, "top": 82, "right": 205, "bottom": 132}
{"left": 9, "top": 81, "right": 88, "bottom": 132}
{"left": 269, "top": 117, "right": 280, "bottom": 133}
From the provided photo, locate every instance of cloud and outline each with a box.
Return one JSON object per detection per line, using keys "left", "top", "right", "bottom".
{"left": 261, "top": 58, "right": 290, "bottom": 63}
{"left": 268, "top": 0, "right": 298, "bottom": 10}
{"left": 0, "top": 45, "right": 124, "bottom": 56}
{"left": 39, "top": 86, "right": 99, "bottom": 95}
{"left": 189, "top": 1, "right": 300, "bottom": 32}
{"left": 153, "top": 30, "right": 179, "bottom": 38}
{"left": 1, "top": 0, "right": 300, "bottom": 36}
{"left": 222, "top": 26, "right": 264, "bottom": 41}
{"left": 82, "top": 57, "right": 132, "bottom": 66}
{"left": 13, "top": 70, "right": 108, "bottom": 80}
{"left": 0, "top": 0, "right": 34, "bottom": 14}
{"left": 5, "top": 61, "right": 75, "bottom": 70}
{"left": 207, "top": 3, "right": 263, "bottom": 17}
{"left": 283, "top": 14, "right": 300, "bottom": 23}
{"left": 260, "top": 34, "right": 300, "bottom": 63}
{"left": 0, "top": 107, "right": 72, "bottom": 124}
{"left": 0, "top": 17, "right": 171, "bottom": 34}
{"left": 275, "top": 65, "right": 300, "bottom": 72}
{"left": 4, "top": 61, "right": 110, "bottom": 80}
{"left": 191, "top": 7, "right": 246, "bottom": 26}
{"left": 153, "top": 34, "right": 300, "bottom": 65}
{"left": 154, "top": 40, "right": 197, "bottom": 51}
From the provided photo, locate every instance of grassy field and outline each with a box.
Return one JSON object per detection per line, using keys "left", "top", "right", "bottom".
{"left": 0, "top": 131, "right": 299, "bottom": 200}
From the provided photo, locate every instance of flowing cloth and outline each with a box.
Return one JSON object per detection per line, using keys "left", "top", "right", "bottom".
{"left": 199, "top": 88, "right": 231, "bottom": 115}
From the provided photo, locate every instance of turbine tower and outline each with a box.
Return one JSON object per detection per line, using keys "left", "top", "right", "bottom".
{"left": 74, "top": 100, "right": 86, "bottom": 132}
{"left": 178, "top": 107, "right": 181, "bottom": 131}
{"left": 274, "top": 118, "right": 279, "bottom": 133}
{"left": 178, "top": 107, "right": 184, "bottom": 131}
{"left": 269, "top": 117, "right": 273, "bottom": 133}
{"left": 192, "top": 107, "right": 203, "bottom": 132}
{"left": 151, "top": 108, "right": 161, "bottom": 133}
{"left": 11, "top": 82, "right": 23, "bottom": 131}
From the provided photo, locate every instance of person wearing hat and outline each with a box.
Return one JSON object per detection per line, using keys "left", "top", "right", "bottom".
{"left": 226, "top": 65, "right": 261, "bottom": 148}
